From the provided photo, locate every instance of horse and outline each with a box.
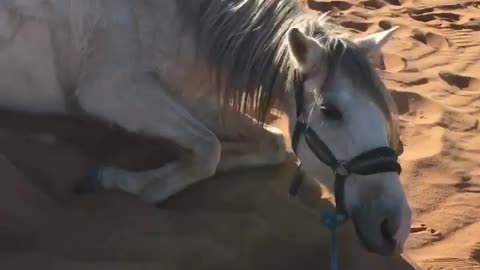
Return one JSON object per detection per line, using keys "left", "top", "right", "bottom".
{"left": 0, "top": 0, "right": 411, "bottom": 256}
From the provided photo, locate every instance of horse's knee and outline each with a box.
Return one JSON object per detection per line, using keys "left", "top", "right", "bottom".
{"left": 190, "top": 133, "right": 221, "bottom": 179}
{"left": 73, "top": 167, "right": 103, "bottom": 194}
{"left": 261, "top": 126, "right": 287, "bottom": 164}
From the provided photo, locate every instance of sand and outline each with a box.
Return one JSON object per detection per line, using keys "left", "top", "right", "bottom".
{"left": 0, "top": 0, "right": 479, "bottom": 269}
{"left": 304, "top": 0, "right": 480, "bottom": 268}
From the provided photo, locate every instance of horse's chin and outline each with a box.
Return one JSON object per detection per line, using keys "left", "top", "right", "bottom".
{"left": 350, "top": 212, "right": 404, "bottom": 257}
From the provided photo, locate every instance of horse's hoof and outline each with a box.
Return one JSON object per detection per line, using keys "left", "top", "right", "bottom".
{"left": 74, "top": 168, "right": 102, "bottom": 194}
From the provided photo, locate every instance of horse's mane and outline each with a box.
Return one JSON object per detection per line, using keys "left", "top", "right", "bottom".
{"left": 176, "top": 0, "right": 400, "bottom": 149}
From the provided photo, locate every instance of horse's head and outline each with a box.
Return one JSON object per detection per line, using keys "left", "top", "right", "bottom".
{"left": 287, "top": 26, "right": 411, "bottom": 256}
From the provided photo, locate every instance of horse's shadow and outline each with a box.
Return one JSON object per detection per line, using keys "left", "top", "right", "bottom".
{"left": 156, "top": 160, "right": 420, "bottom": 270}
{"left": 0, "top": 110, "right": 419, "bottom": 270}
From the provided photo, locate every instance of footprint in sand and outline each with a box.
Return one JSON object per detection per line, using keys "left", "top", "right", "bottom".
{"left": 307, "top": 0, "right": 334, "bottom": 12}
{"left": 453, "top": 175, "right": 473, "bottom": 190}
{"left": 450, "top": 21, "right": 480, "bottom": 31}
{"left": 410, "top": 7, "right": 434, "bottom": 14}
{"left": 410, "top": 223, "right": 428, "bottom": 233}
{"left": 376, "top": 53, "right": 408, "bottom": 72}
{"left": 436, "top": 3, "right": 463, "bottom": 10}
{"left": 378, "top": 20, "right": 393, "bottom": 29}
{"left": 389, "top": 90, "right": 425, "bottom": 115}
{"left": 330, "top": 1, "right": 353, "bottom": 10}
{"left": 410, "top": 223, "right": 442, "bottom": 237}
{"left": 359, "top": 0, "right": 386, "bottom": 10}
{"left": 411, "top": 29, "right": 452, "bottom": 49}
{"left": 439, "top": 72, "right": 480, "bottom": 91}
{"left": 408, "top": 8, "right": 462, "bottom": 23}
{"left": 415, "top": 12, "right": 461, "bottom": 22}
{"left": 471, "top": 242, "right": 480, "bottom": 264}
{"left": 387, "top": 89, "right": 470, "bottom": 159}
{"left": 433, "top": 12, "right": 461, "bottom": 21}
{"left": 340, "top": 21, "right": 372, "bottom": 32}
{"left": 382, "top": 0, "right": 404, "bottom": 6}
{"left": 307, "top": 0, "right": 353, "bottom": 12}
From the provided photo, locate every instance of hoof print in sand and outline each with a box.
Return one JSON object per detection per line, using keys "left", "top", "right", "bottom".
{"left": 439, "top": 72, "right": 480, "bottom": 91}
{"left": 409, "top": 9, "right": 461, "bottom": 23}
{"left": 378, "top": 20, "right": 394, "bottom": 29}
{"left": 383, "top": 0, "right": 404, "bottom": 6}
{"left": 453, "top": 175, "right": 474, "bottom": 190}
{"left": 450, "top": 21, "right": 480, "bottom": 31}
{"left": 360, "top": 0, "right": 386, "bottom": 10}
{"left": 410, "top": 224, "right": 442, "bottom": 237}
{"left": 307, "top": 0, "right": 353, "bottom": 12}
{"left": 411, "top": 30, "right": 451, "bottom": 49}
{"left": 374, "top": 53, "right": 408, "bottom": 72}
{"left": 340, "top": 21, "right": 372, "bottom": 32}
{"left": 410, "top": 223, "right": 428, "bottom": 233}
{"left": 388, "top": 90, "right": 427, "bottom": 115}
{"left": 471, "top": 242, "right": 480, "bottom": 264}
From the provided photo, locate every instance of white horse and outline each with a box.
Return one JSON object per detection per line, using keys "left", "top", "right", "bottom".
{"left": 0, "top": 0, "right": 411, "bottom": 256}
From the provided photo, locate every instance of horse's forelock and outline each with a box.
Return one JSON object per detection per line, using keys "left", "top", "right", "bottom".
{"left": 333, "top": 43, "right": 401, "bottom": 151}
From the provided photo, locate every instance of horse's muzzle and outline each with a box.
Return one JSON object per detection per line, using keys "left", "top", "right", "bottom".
{"left": 351, "top": 205, "right": 406, "bottom": 256}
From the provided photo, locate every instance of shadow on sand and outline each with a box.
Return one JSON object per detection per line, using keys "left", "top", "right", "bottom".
{"left": 0, "top": 111, "right": 420, "bottom": 269}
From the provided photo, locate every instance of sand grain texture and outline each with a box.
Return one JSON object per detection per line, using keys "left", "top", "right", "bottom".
{"left": 306, "top": 0, "right": 480, "bottom": 268}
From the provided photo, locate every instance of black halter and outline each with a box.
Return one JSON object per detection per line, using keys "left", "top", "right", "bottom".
{"left": 288, "top": 84, "right": 402, "bottom": 218}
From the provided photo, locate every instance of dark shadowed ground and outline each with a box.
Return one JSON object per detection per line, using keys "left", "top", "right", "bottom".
{"left": 0, "top": 110, "right": 419, "bottom": 270}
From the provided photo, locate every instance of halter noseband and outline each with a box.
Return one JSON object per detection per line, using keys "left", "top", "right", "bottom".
{"left": 288, "top": 81, "right": 402, "bottom": 220}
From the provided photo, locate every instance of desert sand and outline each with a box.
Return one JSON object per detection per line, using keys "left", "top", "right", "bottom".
{"left": 305, "top": 0, "right": 480, "bottom": 268}
{"left": 0, "top": 0, "right": 479, "bottom": 269}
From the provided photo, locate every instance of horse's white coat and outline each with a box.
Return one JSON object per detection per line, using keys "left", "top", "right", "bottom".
{"left": 289, "top": 27, "right": 410, "bottom": 254}
{"left": 0, "top": 0, "right": 410, "bottom": 256}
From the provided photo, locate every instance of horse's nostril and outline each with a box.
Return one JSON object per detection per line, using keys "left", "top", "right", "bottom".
{"left": 381, "top": 218, "right": 396, "bottom": 245}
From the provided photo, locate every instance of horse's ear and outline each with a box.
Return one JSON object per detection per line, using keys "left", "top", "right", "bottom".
{"left": 287, "top": 28, "right": 325, "bottom": 74}
{"left": 355, "top": 26, "right": 400, "bottom": 55}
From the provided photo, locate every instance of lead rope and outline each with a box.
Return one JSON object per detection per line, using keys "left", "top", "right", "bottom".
{"left": 320, "top": 211, "right": 348, "bottom": 270}
{"left": 290, "top": 72, "right": 346, "bottom": 270}
{"left": 289, "top": 166, "right": 347, "bottom": 270}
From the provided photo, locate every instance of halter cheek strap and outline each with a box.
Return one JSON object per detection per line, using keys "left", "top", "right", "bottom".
{"left": 288, "top": 84, "right": 402, "bottom": 219}
{"left": 288, "top": 85, "right": 402, "bottom": 270}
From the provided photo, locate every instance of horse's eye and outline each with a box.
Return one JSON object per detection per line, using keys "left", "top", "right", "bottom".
{"left": 320, "top": 104, "right": 342, "bottom": 120}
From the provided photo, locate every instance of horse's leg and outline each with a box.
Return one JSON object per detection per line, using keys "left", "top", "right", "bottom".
{"left": 214, "top": 110, "right": 288, "bottom": 172}
{"left": 179, "top": 95, "right": 289, "bottom": 172}
{"left": 135, "top": 107, "right": 288, "bottom": 204}
{"left": 173, "top": 96, "right": 288, "bottom": 173}
{"left": 74, "top": 71, "right": 221, "bottom": 203}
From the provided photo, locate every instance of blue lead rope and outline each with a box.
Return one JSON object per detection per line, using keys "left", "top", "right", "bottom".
{"left": 320, "top": 211, "right": 348, "bottom": 270}
{"left": 288, "top": 171, "right": 348, "bottom": 270}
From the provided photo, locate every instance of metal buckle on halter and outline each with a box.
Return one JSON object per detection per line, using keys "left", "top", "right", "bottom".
{"left": 297, "top": 114, "right": 306, "bottom": 126}
{"left": 333, "top": 161, "right": 349, "bottom": 177}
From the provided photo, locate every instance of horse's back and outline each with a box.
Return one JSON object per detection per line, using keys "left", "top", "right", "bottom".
{"left": 0, "top": 0, "right": 184, "bottom": 115}
{"left": 0, "top": 1, "right": 76, "bottom": 114}
{"left": 0, "top": 0, "right": 116, "bottom": 114}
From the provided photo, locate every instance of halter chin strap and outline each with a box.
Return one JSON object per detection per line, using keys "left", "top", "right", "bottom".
{"left": 288, "top": 86, "right": 402, "bottom": 219}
